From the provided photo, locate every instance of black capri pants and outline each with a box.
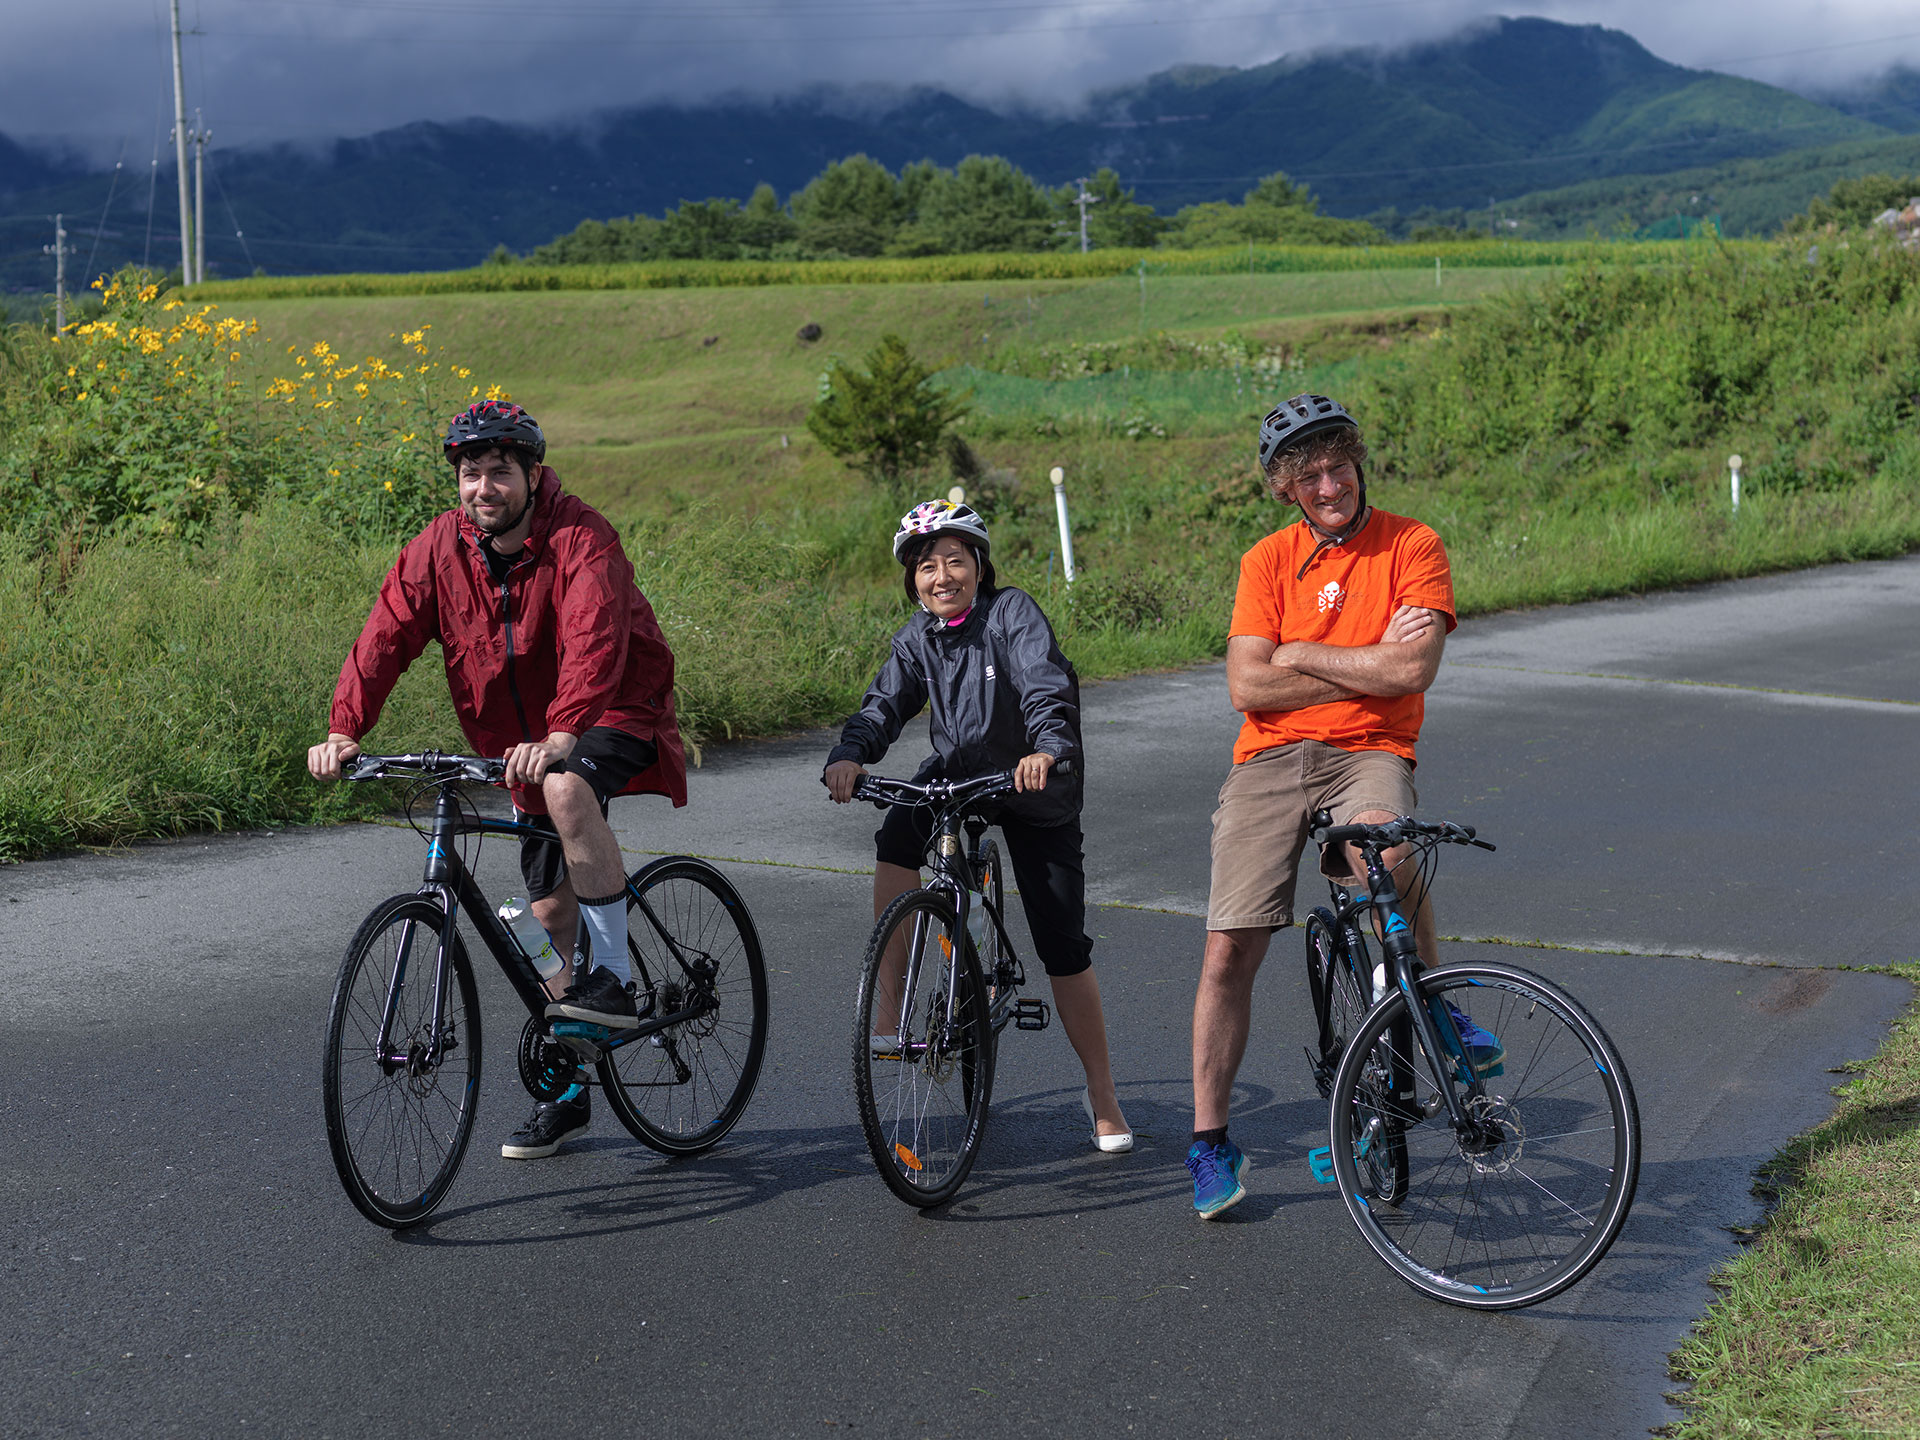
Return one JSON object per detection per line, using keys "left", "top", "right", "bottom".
{"left": 514, "top": 726, "right": 658, "bottom": 901}
{"left": 875, "top": 804, "right": 1093, "bottom": 977}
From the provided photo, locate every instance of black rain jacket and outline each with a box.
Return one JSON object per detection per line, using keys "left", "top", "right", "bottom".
{"left": 826, "top": 585, "right": 1083, "bottom": 827}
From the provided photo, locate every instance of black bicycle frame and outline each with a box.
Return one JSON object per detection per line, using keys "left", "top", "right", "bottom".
{"left": 373, "top": 783, "right": 719, "bottom": 1070}
{"left": 1343, "top": 840, "right": 1489, "bottom": 1137}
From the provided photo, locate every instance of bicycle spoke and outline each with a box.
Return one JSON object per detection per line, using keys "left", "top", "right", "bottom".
{"left": 1328, "top": 963, "right": 1638, "bottom": 1308}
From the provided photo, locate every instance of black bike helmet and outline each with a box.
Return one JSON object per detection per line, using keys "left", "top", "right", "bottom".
{"left": 444, "top": 399, "right": 546, "bottom": 467}
{"left": 1256, "top": 393, "right": 1357, "bottom": 474}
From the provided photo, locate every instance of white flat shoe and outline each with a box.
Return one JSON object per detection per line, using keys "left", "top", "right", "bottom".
{"left": 869, "top": 1033, "right": 901, "bottom": 1057}
{"left": 1082, "top": 1089, "right": 1134, "bottom": 1154}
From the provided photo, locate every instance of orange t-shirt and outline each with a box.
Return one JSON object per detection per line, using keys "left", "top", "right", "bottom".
{"left": 1228, "top": 508, "right": 1456, "bottom": 765}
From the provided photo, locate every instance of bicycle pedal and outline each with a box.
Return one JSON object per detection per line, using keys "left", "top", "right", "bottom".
{"left": 1307, "top": 1147, "right": 1336, "bottom": 1184}
{"left": 550, "top": 1020, "right": 612, "bottom": 1059}
{"left": 1012, "top": 998, "right": 1050, "bottom": 1031}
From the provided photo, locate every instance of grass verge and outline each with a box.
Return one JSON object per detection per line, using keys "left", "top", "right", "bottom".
{"left": 1666, "top": 964, "right": 1920, "bottom": 1437}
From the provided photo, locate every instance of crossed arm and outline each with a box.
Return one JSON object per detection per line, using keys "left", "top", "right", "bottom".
{"left": 1225, "top": 605, "right": 1448, "bottom": 714}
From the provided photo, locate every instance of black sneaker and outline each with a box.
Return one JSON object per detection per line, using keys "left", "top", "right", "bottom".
{"left": 545, "top": 966, "right": 640, "bottom": 1029}
{"left": 501, "top": 1093, "right": 590, "bottom": 1160}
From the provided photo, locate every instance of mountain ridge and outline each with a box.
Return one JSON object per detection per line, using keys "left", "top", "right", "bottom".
{"left": 0, "top": 16, "right": 1911, "bottom": 288}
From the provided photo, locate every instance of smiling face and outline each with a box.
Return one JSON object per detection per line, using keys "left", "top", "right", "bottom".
{"left": 1267, "top": 426, "right": 1369, "bottom": 536}
{"left": 456, "top": 447, "right": 538, "bottom": 545}
{"left": 1287, "top": 458, "right": 1364, "bottom": 534}
{"left": 912, "top": 535, "right": 981, "bottom": 619}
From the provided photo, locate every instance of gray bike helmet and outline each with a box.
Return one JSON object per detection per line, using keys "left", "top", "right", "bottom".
{"left": 1256, "top": 393, "right": 1358, "bottom": 473}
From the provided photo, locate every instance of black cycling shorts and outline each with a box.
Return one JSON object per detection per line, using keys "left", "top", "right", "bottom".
{"left": 516, "top": 727, "right": 659, "bottom": 901}
{"left": 874, "top": 804, "right": 1093, "bottom": 978}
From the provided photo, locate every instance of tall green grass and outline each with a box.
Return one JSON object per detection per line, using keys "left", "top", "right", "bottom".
{"left": 191, "top": 239, "right": 1737, "bottom": 302}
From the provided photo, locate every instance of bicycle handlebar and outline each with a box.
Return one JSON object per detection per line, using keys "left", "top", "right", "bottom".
{"left": 1310, "top": 813, "right": 1496, "bottom": 853}
{"left": 343, "top": 751, "right": 567, "bottom": 785}
{"left": 849, "top": 758, "right": 1076, "bottom": 811}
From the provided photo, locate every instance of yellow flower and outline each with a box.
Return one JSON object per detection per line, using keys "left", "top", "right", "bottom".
{"left": 401, "top": 432, "right": 416, "bottom": 442}
{"left": 384, "top": 480, "right": 395, "bottom": 492}
{"left": 485, "top": 383, "right": 510, "bottom": 402}
{"left": 77, "top": 391, "right": 89, "bottom": 401}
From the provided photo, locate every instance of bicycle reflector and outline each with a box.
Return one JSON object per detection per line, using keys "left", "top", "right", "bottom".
{"left": 894, "top": 1143, "right": 924, "bottom": 1172}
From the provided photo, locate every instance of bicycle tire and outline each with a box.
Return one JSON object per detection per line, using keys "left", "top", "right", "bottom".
{"left": 1307, "top": 913, "right": 1409, "bottom": 1202}
{"left": 1327, "top": 960, "right": 1640, "bottom": 1309}
{"left": 599, "top": 858, "right": 770, "bottom": 1156}
{"left": 322, "top": 895, "right": 481, "bottom": 1229}
{"left": 852, "top": 889, "right": 994, "bottom": 1208}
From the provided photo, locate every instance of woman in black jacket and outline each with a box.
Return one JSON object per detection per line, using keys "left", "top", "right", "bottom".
{"left": 824, "top": 500, "right": 1131, "bottom": 1152}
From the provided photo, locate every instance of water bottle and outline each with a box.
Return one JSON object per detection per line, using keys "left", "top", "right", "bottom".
{"left": 497, "top": 896, "right": 565, "bottom": 981}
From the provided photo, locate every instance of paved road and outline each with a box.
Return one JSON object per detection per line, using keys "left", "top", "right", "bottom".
{"left": 6, "top": 556, "right": 1917, "bottom": 1438}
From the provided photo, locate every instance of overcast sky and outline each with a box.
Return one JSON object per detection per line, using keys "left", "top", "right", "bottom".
{"left": 7, "top": 0, "right": 1919, "bottom": 158}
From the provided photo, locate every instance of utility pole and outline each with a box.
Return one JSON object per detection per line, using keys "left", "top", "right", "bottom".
{"left": 44, "top": 214, "right": 73, "bottom": 331}
{"left": 1072, "top": 177, "right": 1101, "bottom": 254}
{"left": 192, "top": 111, "right": 210, "bottom": 285}
{"left": 169, "top": 0, "right": 193, "bottom": 282}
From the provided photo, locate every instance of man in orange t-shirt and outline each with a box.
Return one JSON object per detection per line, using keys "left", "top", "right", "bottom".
{"left": 1185, "top": 394, "right": 1460, "bottom": 1219}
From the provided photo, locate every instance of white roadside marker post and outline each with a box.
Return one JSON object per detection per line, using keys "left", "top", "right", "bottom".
{"left": 1728, "top": 454, "right": 1742, "bottom": 515}
{"left": 1049, "top": 466, "right": 1077, "bottom": 585}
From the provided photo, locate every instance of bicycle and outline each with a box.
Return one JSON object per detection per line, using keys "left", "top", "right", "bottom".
{"left": 320, "top": 751, "right": 770, "bottom": 1229}
{"left": 845, "top": 770, "right": 1057, "bottom": 1207}
{"left": 1301, "top": 809, "right": 1640, "bottom": 1309}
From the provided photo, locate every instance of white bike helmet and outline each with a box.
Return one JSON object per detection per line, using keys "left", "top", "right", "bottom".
{"left": 892, "top": 499, "right": 991, "bottom": 563}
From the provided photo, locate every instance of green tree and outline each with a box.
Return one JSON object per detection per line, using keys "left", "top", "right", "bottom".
{"left": 791, "top": 155, "right": 902, "bottom": 257}
{"left": 736, "top": 183, "right": 798, "bottom": 255}
{"left": 914, "top": 155, "right": 1055, "bottom": 253}
{"left": 806, "top": 333, "right": 970, "bottom": 495}
{"left": 656, "top": 198, "right": 749, "bottom": 259}
{"left": 1788, "top": 172, "right": 1920, "bottom": 232}
{"left": 1164, "top": 170, "right": 1383, "bottom": 247}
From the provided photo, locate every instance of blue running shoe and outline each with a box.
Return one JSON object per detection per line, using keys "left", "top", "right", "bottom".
{"left": 1186, "top": 1138, "right": 1250, "bottom": 1219}
{"left": 1444, "top": 1002, "right": 1505, "bottom": 1080}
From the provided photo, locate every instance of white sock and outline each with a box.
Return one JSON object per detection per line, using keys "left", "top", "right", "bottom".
{"left": 577, "top": 892, "right": 630, "bottom": 984}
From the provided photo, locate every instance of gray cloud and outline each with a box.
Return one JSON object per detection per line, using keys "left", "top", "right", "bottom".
{"left": 5, "top": 0, "right": 1919, "bottom": 159}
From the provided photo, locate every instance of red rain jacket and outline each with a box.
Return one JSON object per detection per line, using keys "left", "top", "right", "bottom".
{"left": 329, "top": 468, "right": 687, "bottom": 815}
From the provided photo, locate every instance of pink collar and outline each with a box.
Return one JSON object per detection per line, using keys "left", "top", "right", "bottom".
{"left": 943, "top": 605, "right": 973, "bottom": 628}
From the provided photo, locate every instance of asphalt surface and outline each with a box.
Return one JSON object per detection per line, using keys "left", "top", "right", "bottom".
{"left": 6, "top": 555, "right": 1917, "bottom": 1439}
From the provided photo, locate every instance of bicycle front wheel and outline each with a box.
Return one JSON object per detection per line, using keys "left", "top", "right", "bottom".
{"left": 853, "top": 890, "right": 994, "bottom": 1207}
{"left": 322, "top": 895, "right": 481, "bottom": 1229}
{"left": 1327, "top": 961, "right": 1639, "bottom": 1309}
{"left": 600, "top": 858, "right": 770, "bottom": 1156}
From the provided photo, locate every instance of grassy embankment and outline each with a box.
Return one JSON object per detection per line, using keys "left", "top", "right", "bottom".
{"left": 9, "top": 238, "right": 1920, "bottom": 871}
{"left": 1667, "top": 973, "right": 1920, "bottom": 1435}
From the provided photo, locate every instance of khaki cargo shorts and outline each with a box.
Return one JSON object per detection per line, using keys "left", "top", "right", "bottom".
{"left": 1206, "top": 740, "right": 1418, "bottom": 932}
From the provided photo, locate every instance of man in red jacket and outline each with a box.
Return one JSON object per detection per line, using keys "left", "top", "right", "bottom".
{"left": 308, "top": 400, "right": 687, "bottom": 1160}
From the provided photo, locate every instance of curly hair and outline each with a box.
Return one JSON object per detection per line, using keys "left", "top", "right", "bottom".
{"left": 1263, "top": 426, "right": 1369, "bottom": 502}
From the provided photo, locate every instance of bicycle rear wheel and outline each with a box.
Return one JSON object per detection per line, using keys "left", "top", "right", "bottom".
{"left": 322, "top": 895, "right": 481, "bottom": 1229}
{"left": 599, "top": 858, "right": 770, "bottom": 1156}
{"left": 1327, "top": 961, "right": 1639, "bottom": 1309}
{"left": 853, "top": 890, "right": 994, "bottom": 1207}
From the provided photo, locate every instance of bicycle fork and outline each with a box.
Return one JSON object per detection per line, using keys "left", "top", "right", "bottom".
{"left": 1361, "top": 850, "right": 1497, "bottom": 1146}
